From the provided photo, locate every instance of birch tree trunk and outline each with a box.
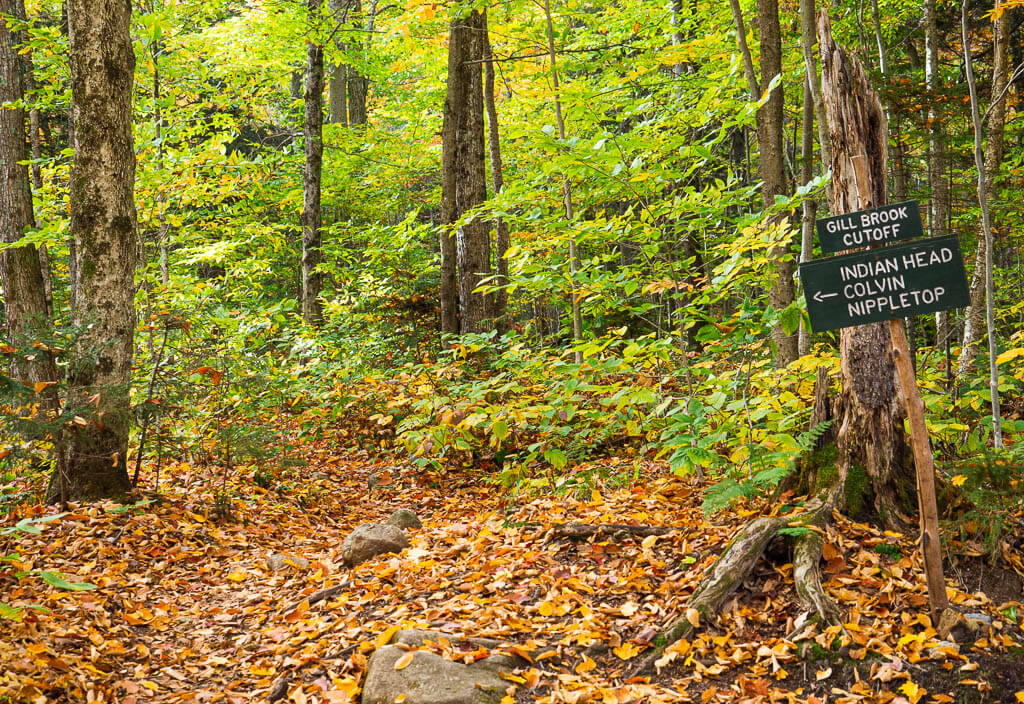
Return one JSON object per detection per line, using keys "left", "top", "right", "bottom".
{"left": 818, "top": 10, "right": 915, "bottom": 528}
{"left": 957, "top": 1, "right": 1010, "bottom": 378}
{"left": 301, "top": 0, "right": 324, "bottom": 326}
{"left": 961, "top": 0, "right": 1003, "bottom": 447}
{"left": 58, "top": 0, "right": 137, "bottom": 501}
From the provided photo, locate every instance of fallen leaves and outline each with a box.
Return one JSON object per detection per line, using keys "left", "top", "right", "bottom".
{"left": 1, "top": 434, "right": 1021, "bottom": 704}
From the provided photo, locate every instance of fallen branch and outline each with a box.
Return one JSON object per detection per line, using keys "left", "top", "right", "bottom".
{"left": 550, "top": 522, "right": 673, "bottom": 540}
{"left": 284, "top": 576, "right": 350, "bottom": 613}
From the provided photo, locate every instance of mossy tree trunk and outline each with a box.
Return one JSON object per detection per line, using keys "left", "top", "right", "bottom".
{"left": 57, "top": 0, "right": 137, "bottom": 502}
{"left": 818, "top": 10, "right": 916, "bottom": 529}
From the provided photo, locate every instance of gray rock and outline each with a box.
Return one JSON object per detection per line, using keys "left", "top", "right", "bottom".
{"left": 341, "top": 523, "right": 409, "bottom": 566}
{"left": 392, "top": 629, "right": 509, "bottom": 651}
{"left": 927, "top": 640, "right": 959, "bottom": 659}
{"left": 361, "top": 645, "right": 511, "bottom": 704}
{"left": 388, "top": 509, "right": 423, "bottom": 530}
{"left": 266, "top": 554, "right": 309, "bottom": 571}
{"left": 963, "top": 612, "right": 992, "bottom": 626}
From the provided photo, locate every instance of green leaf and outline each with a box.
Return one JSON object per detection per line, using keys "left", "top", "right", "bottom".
{"left": 544, "top": 448, "right": 568, "bottom": 470}
{"left": 0, "top": 602, "right": 23, "bottom": 621}
{"left": 38, "top": 571, "right": 97, "bottom": 591}
{"left": 491, "top": 419, "right": 509, "bottom": 442}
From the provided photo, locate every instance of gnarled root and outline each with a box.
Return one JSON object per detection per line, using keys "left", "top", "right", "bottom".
{"left": 630, "top": 490, "right": 840, "bottom": 678}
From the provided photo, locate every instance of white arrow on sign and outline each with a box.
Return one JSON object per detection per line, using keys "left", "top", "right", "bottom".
{"left": 813, "top": 290, "right": 839, "bottom": 303}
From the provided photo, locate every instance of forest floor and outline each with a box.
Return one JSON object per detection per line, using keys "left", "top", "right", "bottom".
{"left": 2, "top": 422, "right": 1024, "bottom": 704}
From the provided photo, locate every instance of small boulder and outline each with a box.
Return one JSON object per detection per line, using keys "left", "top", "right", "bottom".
{"left": 266, "top": 554, "right": 309, "bottom": 571}
{"left": 361, "top": 645, "right": 513, "bottom": 704}
{"left": 341, "top": 523, "right": 409, "bottom": 566}
{"left": 388, "top": 508, "right": 422, "bottom": 530}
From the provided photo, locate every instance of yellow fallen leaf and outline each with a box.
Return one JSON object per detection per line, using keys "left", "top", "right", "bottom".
{"left": 1014, "top": 691, "right": 1024, "bottom": 702}
{"left": 951, "top": 474, "right": 967, "bottom": 487}
{"left": 538, "top": 601, "right": 555, "bottom": 617}
{"left": 641, "top": 534, "right": 659, "bottom": 549}
{"left": 376, "top": 625, "right": 401, "bottom": 648}
{"left": 816, "top": 667, "right": 832, "bottom": 680}
{"left": 575, "top": 655, "right": 596, "bottom": 674}
{"left": 226, "top": 571, "right": 246, "bottom": 582}
{"left": 393, "top": 652, "right": 414, "bottom": 670}
{"left": 394, "top": 695, "right": 407, "bottom": 703}
{"left": 900, "top": 680, "right": 925, "bottom": 704}
{"left": 612, "top": 642, "right": 642, "bottom": 660}
{"left": 685, "top": 608, "right": 700, "bottom": 628}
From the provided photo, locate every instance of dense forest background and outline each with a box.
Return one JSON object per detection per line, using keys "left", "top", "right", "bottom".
{"left": 4, "top": 0, "right": 1023, "bottom": 498}
{"left": 2, "top": 0, "right": 1024, "bottom": 699}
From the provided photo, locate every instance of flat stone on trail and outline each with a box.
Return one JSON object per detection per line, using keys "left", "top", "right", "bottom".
{"left": 341, "top": 523, "right": 409, "bottom": 566}
{"left": 266, "top": 554, "right": 309, "bottom": 571}
{"left": 361, "top": 645, "right": 513, "bottom": 704}
{"left": 388, "top": 508, "right": 423, "bottom": 530}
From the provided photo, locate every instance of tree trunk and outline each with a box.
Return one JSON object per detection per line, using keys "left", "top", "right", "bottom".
{"left": 756, "top": 0, "right": 798, "bottom": 366}
{"left": 301, "top": 0, "right": 324, "bottom": 327}
{"left": 1, "top": 0, "right": 55, "bottom": 388}
{"left": 818, "top": 10, "right": 914, "bottom": 529}
{"left": 440, "top": 8, "right": 491, "bottom": 335}
{"left": 961, "top": 0, "right": 1004, "bottom": 447}
{"left": 797, "top": 75, "right": 816, "bottom": 357}
{"left": 327, "top": 0, "right": 348, "bottom": 125}
{"left": 798, "top": 0, "right": 831, "bottom": 177}
{"left": 346, "top": 0, "right": 367, "bottom": 126}
{"left": 957, "top": 1, "right": 1010, "bottom": 378}
{"left": 542, "top": 0, "right": 582, "bottom": 360}
{"left": 58, "top": 0, "right": 137, "bottom": 501}
{"left": 14, "top": 0, "right": 53, "bottom": 318}
{"left": 484, "top": 27, "right": 508, "bottom": 330}
{"left": 925, "top": 0, "right": 950, "bottom": 352}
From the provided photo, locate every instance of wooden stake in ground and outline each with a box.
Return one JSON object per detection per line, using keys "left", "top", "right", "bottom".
{"left": 889, "top": 319, "right": 949, "bottom": 616}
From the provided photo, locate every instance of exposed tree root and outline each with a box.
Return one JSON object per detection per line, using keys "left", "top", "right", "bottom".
{"left": 630, "top": 488, "right": 841, "bottom": 678}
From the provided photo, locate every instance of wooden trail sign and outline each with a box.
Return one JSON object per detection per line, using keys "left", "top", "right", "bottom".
{"left": 816, "top": 199, "right": 924, "bottom": 253}
{"left": 800, "top": 235, "right": 970, "bottom": 333}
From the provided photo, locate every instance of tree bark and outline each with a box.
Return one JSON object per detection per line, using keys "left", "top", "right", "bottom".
{"left": 327, "top": 0, "right": 348, "bottom": 125}
{"left": 14, "top": 0, "right": 53, "bottom": 318}
{"left": 961, "top": 0, "right": 1004, "bottom": 447}
{"left": 58, "top": 0, "right": 137, "bottom": 501}
{"left": 440, "top": 8, "right": 491, "bottom": 335}
{"left": 797, "top": 75, "right": 816, "bottom": 356}
{"left": 346, "top": 0, "right": 367, "bottom": 126}
{"left": 301, "top": 0, "right": 324, "bottom": 327}
{"left": 957, "top": 1, "right": 1010, "bottom": 379}
{"left": 756, "top": 0, "right": 798, "bottom": 366}
{"left": 483, "top": 27, "right": 508, "bottom": 330}
{"left": 0, "top": 0, "right": 55, "bottom": 388}
{"left": 925, "top": 0, "right": 950, "bottom": 352}
{"left": 799, "top": 0, "right": 831, "bottom": 175}
{"left": 818, "top": 10, "right": 914, "bottom": 529}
